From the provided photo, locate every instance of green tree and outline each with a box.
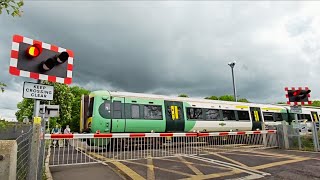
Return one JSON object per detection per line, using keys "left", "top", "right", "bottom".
{"left": 0, "top": 0, "right": 24, "bottom": 17}
{"left": 0, "top": 0, "right": 24, "bottom": 91}
{"left": 311, "top": 100, "right": 320, "bottom": 107}
{"left": 15, "top": 98, "right": 34, "bottom": 122}
{"left": 0, "top": 82, "right": 6, "bottom": 92}
{"left": 277, "top": 102, "right": 286, "bottom": 104}
{"left": 69, "top": 86, "right": 90, "bottom": 132}
{"left": 238, "top": 98, "right": 250, "bottom": 103}
{"left": 218, "top": 95, "right": 235, "bottom": 101}
{"left": 204, "top": 96, "right": 219, "bottom": 100}
{"left": 178, "top": 94, "right": 189, "bottom": 97}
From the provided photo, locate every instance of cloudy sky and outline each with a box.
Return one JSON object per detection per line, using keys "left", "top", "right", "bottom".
{"left": 1, "top": 1, "right": 320, "bottom": 120}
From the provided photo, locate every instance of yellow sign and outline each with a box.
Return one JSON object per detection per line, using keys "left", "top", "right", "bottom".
{"left": 313, "top": 114, "right": 318, "bottom": 122}
{"left": 236, "top": 106, "right": 249, "bottom": 109}
{"left": 261, "top": 107, "right": 282, "bottom": 111}
{"left": 34, "top": 117, "right": 41, "bottom": 124}
{"left": 254, "top": 111, "right": 260, "bottom": 122}
{"left": 171, "top": 106, "right": 179, "bottom": 120}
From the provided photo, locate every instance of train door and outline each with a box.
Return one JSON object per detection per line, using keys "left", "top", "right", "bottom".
{"left": 80, "top": 95, "right": 89, "bottom": 132}
{"left": 164, "top": 101, "right": 185, "bottom": 132}
{"left": 111, "top": 97, "right": 125, "bottom": 132}
{"left": 250, "top": 107, "right": 262, "bottom": 130}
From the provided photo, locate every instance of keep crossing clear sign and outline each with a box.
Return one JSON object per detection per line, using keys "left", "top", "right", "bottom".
{"left": 23, "top": 82, "right": 54, "bottom": 100}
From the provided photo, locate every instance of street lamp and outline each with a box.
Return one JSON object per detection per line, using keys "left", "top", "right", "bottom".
{"left": 228, "top": 61, "right": 237, "bottom": 102}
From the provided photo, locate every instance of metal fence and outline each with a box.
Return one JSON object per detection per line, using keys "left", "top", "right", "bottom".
{"left": 277, "top": 122, "right": 320, "bottom": 152}
{"left": 44, "top": 130, "right": 278, "bottom": 166}
{"left": 16, "top": 126, "right": 33, "bottom": 180}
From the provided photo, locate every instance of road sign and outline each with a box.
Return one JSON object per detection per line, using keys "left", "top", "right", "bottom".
{"left": 23, "top": 82, "right": 54, "bottom": 100}
{"left": 9, "top": 34, "right": 74, "bottom": 84}
{"left": 290, "top": 106, "right": 302, "bottom": 113}
{"left": 39, "top": 104, "right": 59, "bottom": 118}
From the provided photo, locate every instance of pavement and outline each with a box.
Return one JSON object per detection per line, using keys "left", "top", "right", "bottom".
{"left": 49, "top": 147, "right": 320, "bottom": 180}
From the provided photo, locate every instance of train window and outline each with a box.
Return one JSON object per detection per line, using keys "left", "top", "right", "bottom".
{"left": 274, "top": 113, "right": 283, "bottom": 121}
{"left": 263, "top": 112, "right": 274, "bottom": 121}
{"left": 131, "top": 105, "right": 140, "bottom": 119}
{"left": 205, "top": 109, "right": 220, "bottom": 120}
{"left": 88, "top": 97, "right": 94, "bottom": 117}
{"left": 144, "top": 105, "right": 163, "bottom": 120}
{"left": 222, "top": 110, "right": 236, "bottom": 120}
{"left": 98, "top": 101, "right": 111, "bottom": 119}
{"left": 298, "top": 114, "right": 312, "bottom": 122}
{"left": 113, "top": 101, "right": 122, "bottom": 119}
{"left": 187, "top": 108, "right": 203, "bottom": 120}
{"left": 237, "top": 111, "right": 250, "bottom": 121}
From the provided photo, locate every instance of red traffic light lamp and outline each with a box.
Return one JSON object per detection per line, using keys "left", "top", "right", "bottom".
{"left": 26, "top": 44, "right": 42, "bottom": 58}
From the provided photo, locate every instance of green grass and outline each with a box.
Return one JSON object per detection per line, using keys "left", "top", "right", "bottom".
{"left": 291, "top": 131, "right": 320, "bottom": 151}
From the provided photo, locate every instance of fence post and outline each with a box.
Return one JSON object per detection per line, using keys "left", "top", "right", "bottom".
{"left": 282, "top": 121, "right": 289, "bottom": 149}
{"left": 262, "top": 122, "right": 267, "bottom": 147}
{"left": 28, "top": 117, "right": 42, "bottom": 180}
{"left": 311, "top": 122, "right": 320, "bottom": 152}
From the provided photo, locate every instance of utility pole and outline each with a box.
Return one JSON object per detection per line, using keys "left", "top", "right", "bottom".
{"left": 228, "top": 61, "right": 237, "bottom": 102}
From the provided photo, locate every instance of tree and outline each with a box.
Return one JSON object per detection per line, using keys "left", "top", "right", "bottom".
{"left": 178, "top": 94, "right": 189, "bottom": 98}
{"left": 0, "top": 82, "right": 6, "bottom": 92}
{"left": 277, "top": 102, "right": 286, "bottom": 104}
{"left": 205, "top": 96, "right": 219, "bottom": 100}
{"left": 218, "top": 95, "right": 235, "bottom": 102}
{"left": 311, "top": 100, "right": 320, "bottom": 107}
{"left": 0, "top": 0, "right": 24, "bottom": 17}
{"left": 0, "top": 0, "right": 24, "bottom": 92}
{"left": 69, "top": 86, "right": 90, "bottom": 132}
{"left": 238, "top": 98, "right": 249, "bottom": 103}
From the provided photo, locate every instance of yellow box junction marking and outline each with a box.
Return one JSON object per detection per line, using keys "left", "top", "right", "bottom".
{"left": 125, "top": 160, "right": 193, "bottom": 177}
{"left": 84, "top": 150, "right": 145, "bottom": 180}
{"left": 147, "top": 157, "right": 155, "bottom": 180}
{"left": 177, "top": 156, "right": 203, "bottom": 175}
{"left": 253, "top": 157, "right": 310, "bottom": 170}
{"left": 210, "top": 152, "right": 248, "bottom": 167}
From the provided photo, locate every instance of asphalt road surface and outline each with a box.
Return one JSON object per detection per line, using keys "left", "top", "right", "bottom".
{"left": 50, "top": 148, "right": 320, "bottom": 180}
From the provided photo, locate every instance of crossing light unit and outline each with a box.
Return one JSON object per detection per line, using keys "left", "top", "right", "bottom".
{"left": 285, "top": 87, "right": 312, "bottom": 105}
{"left": 9, "top": 34, "right": 74, "bottom": 84}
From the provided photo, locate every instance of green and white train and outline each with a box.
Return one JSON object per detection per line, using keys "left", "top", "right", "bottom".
{"left": 80, "top": 91, "right": 320, "bottom": 134}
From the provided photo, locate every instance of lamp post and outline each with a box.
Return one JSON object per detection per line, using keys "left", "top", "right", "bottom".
{"left": 228, "top": 61, "right": 237, "bottom": 102}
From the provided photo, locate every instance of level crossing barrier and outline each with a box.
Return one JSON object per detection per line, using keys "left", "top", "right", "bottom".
{"left": 44, "top": 130, "right": 278, "bottom": 166}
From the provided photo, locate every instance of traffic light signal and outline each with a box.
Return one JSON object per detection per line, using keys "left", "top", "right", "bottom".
{"left": 285, "top": 87, "right": 312, "bottom": 105}
{"left": 9, "top": 34, "right": 74, "bottom": 84}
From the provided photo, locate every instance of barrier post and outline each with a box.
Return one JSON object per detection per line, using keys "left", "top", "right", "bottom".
{"left": 311, "top": 122, "right": 320, "bottom": 152}
{"left": 282, "top": 121, "right": 289, "bottom": 149}
{"left": 28, "top": 116, "right": 41, "bottom": 180}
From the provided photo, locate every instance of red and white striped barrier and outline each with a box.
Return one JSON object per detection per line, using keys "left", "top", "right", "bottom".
{"left": 44, "top": 130, "right": 276, "bottom": 139}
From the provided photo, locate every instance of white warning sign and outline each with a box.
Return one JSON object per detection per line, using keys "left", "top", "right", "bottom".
{"left": 23, "top": 82, "right": 54, "bottom": 100}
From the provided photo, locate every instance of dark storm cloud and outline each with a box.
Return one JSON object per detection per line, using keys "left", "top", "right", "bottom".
{"left": 1, "top": 1, "right": 319, "bottom": 118}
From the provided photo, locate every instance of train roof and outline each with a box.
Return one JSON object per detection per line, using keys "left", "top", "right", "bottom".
{"left": 91, "top": 90, "right": 287, "bottom": 109}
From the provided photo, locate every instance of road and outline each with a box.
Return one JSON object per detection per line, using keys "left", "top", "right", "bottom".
{"left": 49, "top": 147, "right": 320, "bottom": 180}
